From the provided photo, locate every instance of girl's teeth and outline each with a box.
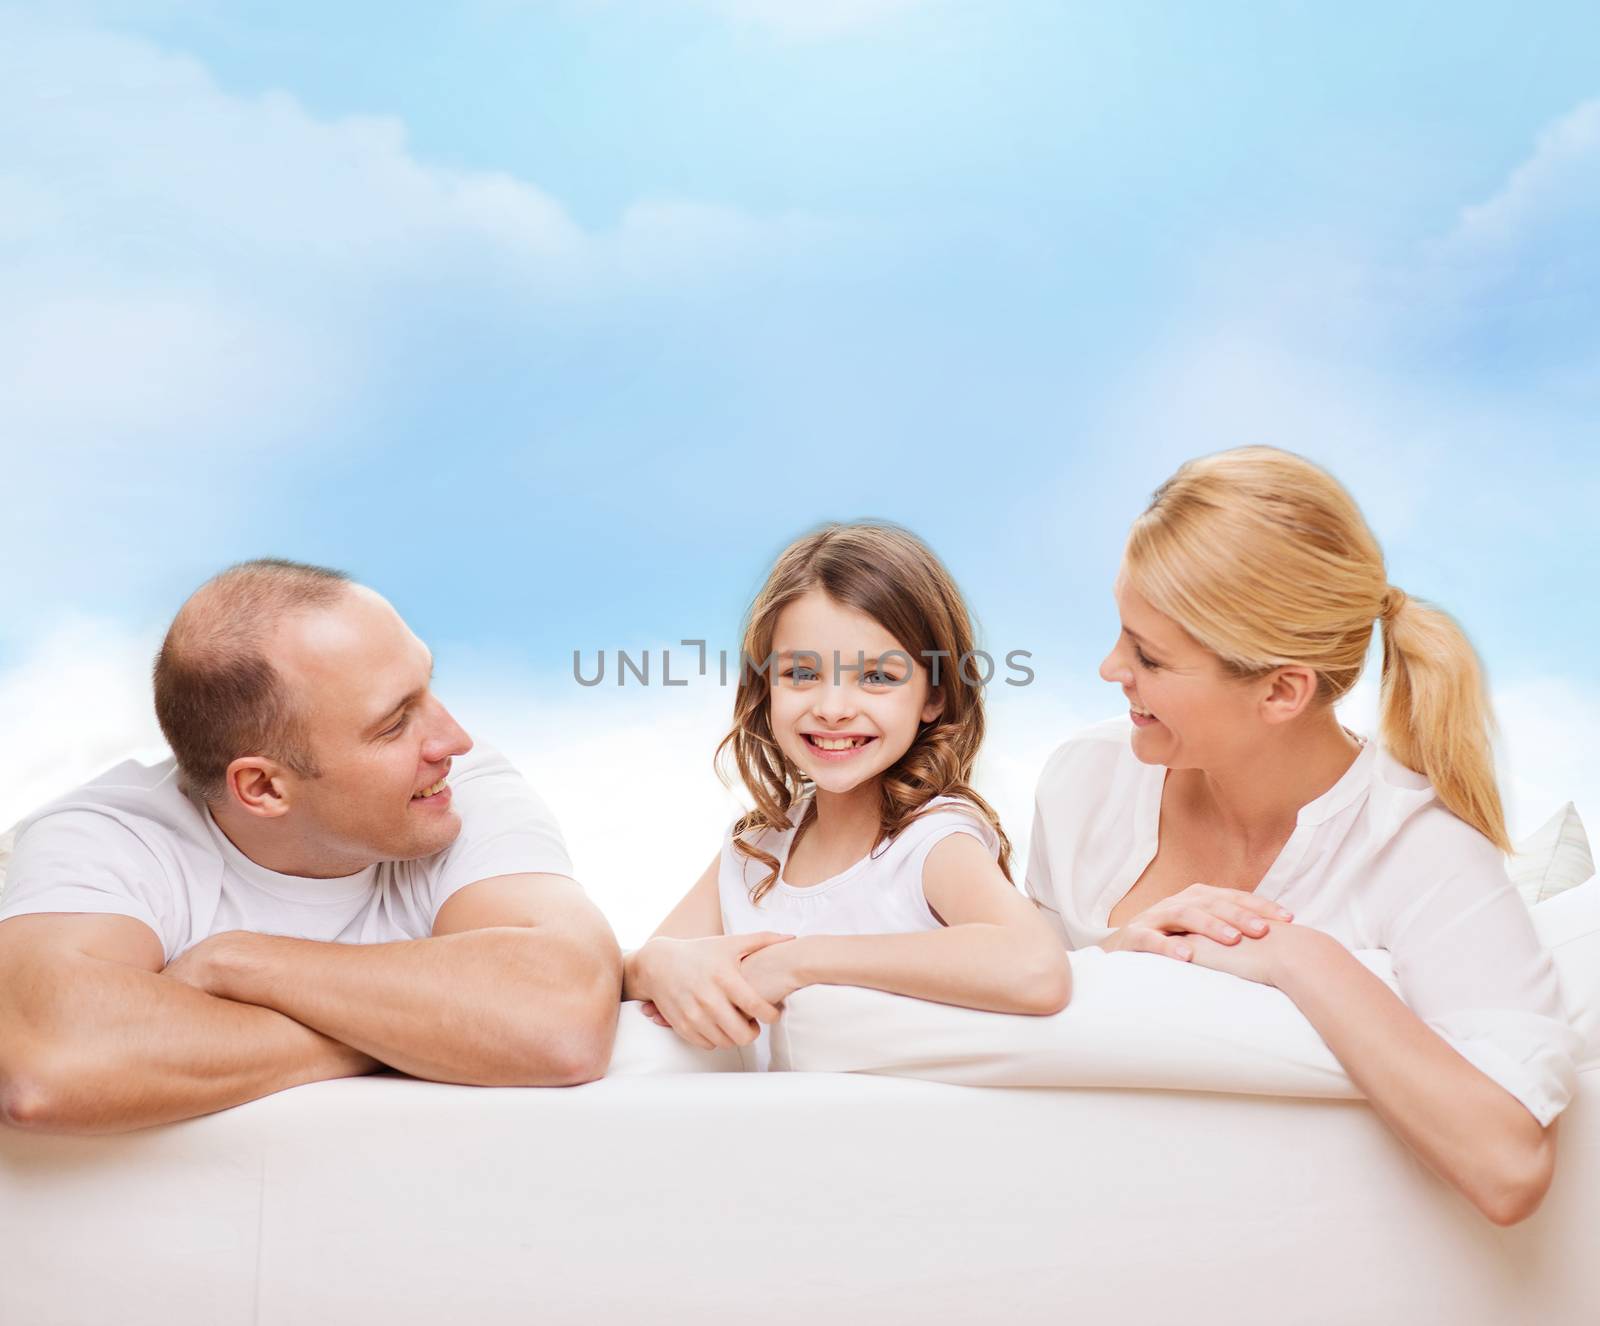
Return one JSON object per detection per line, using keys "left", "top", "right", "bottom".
{"left": 811, "top": 736, "right": 866, "bottom": 751}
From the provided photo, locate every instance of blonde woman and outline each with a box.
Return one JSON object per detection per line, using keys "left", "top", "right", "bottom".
{"left": 1026, "top": 446, "right": 1578, "bottom": 1226}
{"left": 626, "top": 521, "right": 1069, "bottom": 1069}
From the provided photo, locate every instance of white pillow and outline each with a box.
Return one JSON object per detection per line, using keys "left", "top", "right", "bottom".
{"left": 0, "top": 827, "right": 12, "bottom": 903}
{"left": 772, "top": 947, "right": 1374, "bottom": 1097}
{"left": 1510, "top": 803, "right": 1594, "bottom": 905}
{"left": 772, "top": 878, "right": 1600, "bottom": 1091}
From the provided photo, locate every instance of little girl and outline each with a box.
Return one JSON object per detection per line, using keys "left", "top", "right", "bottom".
{"left": 622, "top": 520, "right": 1071, "bottom": 1067}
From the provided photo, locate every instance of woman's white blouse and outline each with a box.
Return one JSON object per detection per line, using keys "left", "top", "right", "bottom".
{"left": 1024, "top": 718, "right": 1580, "bottom": 1125}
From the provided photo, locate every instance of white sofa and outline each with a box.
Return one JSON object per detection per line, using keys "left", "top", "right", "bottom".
{"left": 2, "top": 873, "right": 1596, "bottom": 1325}
{"left": 3, "top": 827, "right": 1597, "bottom": 1324}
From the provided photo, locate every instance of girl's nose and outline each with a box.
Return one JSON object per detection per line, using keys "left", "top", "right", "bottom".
{"left": 812, "top": 683, "right": 857, "bottom": 723}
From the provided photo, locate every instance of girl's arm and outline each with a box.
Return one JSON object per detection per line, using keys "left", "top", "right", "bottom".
{"left": 742, "top": 832, "right": 1071, "bottom": 1016}
{"left": 642, "top": 852, "right": 727, "bottom": 944}
{"left": 623, "top": 852, "right": 792, "bottom": 1050}
{"left": 1185, "top": 923, "right": 1559, "bottom": 1226}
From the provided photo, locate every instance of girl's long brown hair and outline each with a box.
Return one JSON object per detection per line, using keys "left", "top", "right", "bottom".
{"left": 716, "top": 521, "right": 1013, "bottom": 903}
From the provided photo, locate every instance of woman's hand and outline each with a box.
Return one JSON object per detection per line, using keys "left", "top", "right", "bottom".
{"left": 630, "top": 932, "right": 794, "bottom": 1050}
{"left": 1100, "top": 883, "right": 1293, "bottom": 961}
{"left": 1182, "top": 922, "right": 1315, "bottom": 985}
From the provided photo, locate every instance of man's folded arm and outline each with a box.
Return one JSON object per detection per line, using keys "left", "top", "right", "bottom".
{"left": 201, "top": 874, "right": 623, "bottom": 1087}
{"left": 0, "top": 912, "right": 380, "bottom": 1136}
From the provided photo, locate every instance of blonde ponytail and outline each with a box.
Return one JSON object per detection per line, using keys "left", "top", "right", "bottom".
{"left": 1379, "top": 592, "right": 1510, "bottom": 852}
{"left": 1127, "top": 446, "right": 1510, "bottom": 852}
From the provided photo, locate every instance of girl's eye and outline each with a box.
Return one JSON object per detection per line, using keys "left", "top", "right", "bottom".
{"left": 1134, "top": 648, "right": 1160, "bottom": 671}
{"left": 863, "top": 669, "right": 896, "bottom": 685}
{"left": 784, "top": 667, "right": 819, "bottom": 682}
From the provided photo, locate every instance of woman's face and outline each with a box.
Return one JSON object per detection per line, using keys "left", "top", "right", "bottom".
{"left": 1098, "top": 569, "right": 1265, "bottom": 770}
{"left": 766, "top": 587, "right": 945, "bottom": 797}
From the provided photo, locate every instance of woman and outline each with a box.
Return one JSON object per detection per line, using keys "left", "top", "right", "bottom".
{"left": 1025, "top": 446, "right": 1578, "bottom": 1226}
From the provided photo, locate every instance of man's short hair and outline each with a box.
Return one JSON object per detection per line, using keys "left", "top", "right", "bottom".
{"left": 153, "top": 558, "right": 353, "bottom": 804}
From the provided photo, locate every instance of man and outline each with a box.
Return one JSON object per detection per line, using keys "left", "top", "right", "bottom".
{"left": 0, "top": 559, "right": 621, "bottom": 1134}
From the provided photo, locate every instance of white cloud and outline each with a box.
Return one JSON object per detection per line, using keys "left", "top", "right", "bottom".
{"left": 0, "top": 11, "right": 832, "bottom": 467}
{"left": 0, "top": 8, "right": 842, "bottom": 634}
{"left": 1444, "top": 98, "right": 1600, "bottom": 263}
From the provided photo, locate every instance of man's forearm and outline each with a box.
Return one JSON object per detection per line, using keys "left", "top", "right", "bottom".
{"left": 210, "top": 926, "right": 619, "bottom": 1086}
{"left": 1, "top": 956, "right": 379, "bottom": 1135}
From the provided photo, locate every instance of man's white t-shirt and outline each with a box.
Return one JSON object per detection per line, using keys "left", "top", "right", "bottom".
{"left": 1024, "top": 717, "right": 1580, "bottom": 1125}
{"left": 718, "top": 794, "right": 1002, "bottom": 1070}
{"left": 0, "top": 744, "right": 574, "bottom": 964}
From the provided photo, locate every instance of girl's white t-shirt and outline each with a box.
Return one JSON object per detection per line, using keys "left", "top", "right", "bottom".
{"left": 717, "top": 793, "right": 1002, "bottom": 1069}
{"left": 1024, "top": 717, "right": 1580, "bottom": 1124}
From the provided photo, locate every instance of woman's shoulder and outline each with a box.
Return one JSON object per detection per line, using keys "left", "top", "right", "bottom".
{"left": 1360, "top": 743, "right": 1506, "bottom": 876}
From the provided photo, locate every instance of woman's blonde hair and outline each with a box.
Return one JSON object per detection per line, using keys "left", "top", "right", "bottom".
{"left": 1124, "top": 445, "right": 1510, "bottom": 852}
{"left": 717, "top": 520, "right": 1013, "bottom": 902}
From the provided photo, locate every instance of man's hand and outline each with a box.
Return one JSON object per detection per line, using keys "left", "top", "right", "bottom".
{"left": 159, "top": 930, "right": 258, "bottom": 997}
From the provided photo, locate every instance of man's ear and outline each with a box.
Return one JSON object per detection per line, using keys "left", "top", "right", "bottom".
{"left": 224, "top": 758, "right": 293, "bottom": 818}
{"left": 1260, "top": 666, "right": 1319, "bottom": 725}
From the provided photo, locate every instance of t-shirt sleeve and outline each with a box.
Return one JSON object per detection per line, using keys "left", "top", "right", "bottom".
{"left": 1384, "top": 820, "right": 1580, "bottom": 1127}
{"left": 0, "top": 810, "right": 179, "bottom": 959}
{"left": 901, "top": 805, "right": 1002, "bottom": 921}
{"left": 424, "top": 748, "right": 577, "bottom": 922}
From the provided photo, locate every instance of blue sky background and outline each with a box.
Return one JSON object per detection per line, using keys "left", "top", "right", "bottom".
{"left": 2, "top": 1, "right": 1596, "bottom": 939}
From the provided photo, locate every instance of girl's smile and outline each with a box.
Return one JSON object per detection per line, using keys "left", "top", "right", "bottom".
{"left": 802, "top": 732, "right": 880, "bottom": 761}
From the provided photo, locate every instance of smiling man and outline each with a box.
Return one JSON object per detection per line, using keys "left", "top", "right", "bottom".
{"left": 0, "top": 559, "right": 621, "bottom": 1135}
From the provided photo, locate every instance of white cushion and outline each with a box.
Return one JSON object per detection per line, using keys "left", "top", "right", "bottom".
{"left": 773, "top": 878, "right": 1600, "bottom": 1091}
{"left": 1511, "top": 803, "right": 1594, "bottom": 905}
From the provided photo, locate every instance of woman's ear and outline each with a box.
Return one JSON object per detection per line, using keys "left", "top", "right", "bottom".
{"left": 1260, "top": 666, "right": 1319, "bottom": 725}
{"left": 921, "top": 685, "right": 946, "bottom": 724}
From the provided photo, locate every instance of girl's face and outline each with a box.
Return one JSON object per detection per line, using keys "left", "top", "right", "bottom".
{"left": 767, "top": 587, "right": 945, "bottom": 797}
{"left": 1098, "top": 569, "right": 1266, "bottom": 771}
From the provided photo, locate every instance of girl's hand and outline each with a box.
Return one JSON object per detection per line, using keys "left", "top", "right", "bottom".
{"left": 1100, "top": 883, "right": 1293, "bottom": 961}
{"left": 739, "top": 938, "right": 808, "bottom": 1007}
{"left": 633, "top": 932, "right": 794, "bottom": 1050}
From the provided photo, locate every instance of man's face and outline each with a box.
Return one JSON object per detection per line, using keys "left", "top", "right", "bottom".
{"left": 270, "top": 586, "right": 473, "bottom": 866}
